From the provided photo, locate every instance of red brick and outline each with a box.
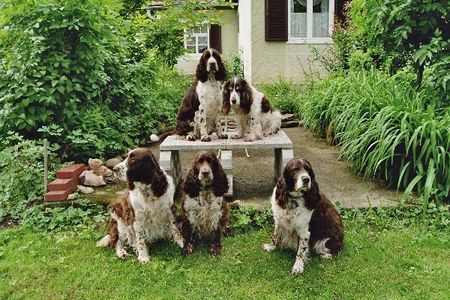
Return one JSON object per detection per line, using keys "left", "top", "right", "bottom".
{"left": 44, "top": 189, "right": 72, "bottom": 202}
{"left": 47, "top": 177, "right": 79, "bottom": 192}
{"left": 57, "top": 164, "right": 86, "bottom": 179}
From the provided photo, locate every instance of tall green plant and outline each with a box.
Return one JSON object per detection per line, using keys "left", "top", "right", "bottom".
{"left": 348, "top": 0, "right": 449, "bottom": 101}
{"left": 0, "top": 0, "right": 134, "bottom": 136}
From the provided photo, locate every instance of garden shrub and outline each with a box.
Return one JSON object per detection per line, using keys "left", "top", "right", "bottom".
{"left": 261, "top": 79, "right": 307, "bottom": 115}
{"left": 224, "top": 53, "right": 244, "bottom": 79}
{"left": 0, "top": 0, "right": 192, "bottom": 162}
{"left": 347, "top": 0, "right": 449, "bottom": 103}
{"left": 0, "top": 133, "right": 60, "bottom": 222}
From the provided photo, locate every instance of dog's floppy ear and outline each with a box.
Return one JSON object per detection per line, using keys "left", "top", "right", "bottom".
{"left": 240, "top": 80, "right": 253, "bottom": 114}
{"left": 282, "top": 161, "right": 296, "bottom": 192}
{"left": 222, "top": 81, "right": 231, "bottom": 115}
{"left": 196, "top": 52, "right": 208, "bottom": 83}
{"left": 275, "top": 178, "right": 289, "bottom": 209}
{"left": 214, "top": 51, "right": 226, "bottom": 81}
{"left": 212, "top": 158, "right": 229, "bottom": 197}
{"left": 183, "top": 168, "right": 201, "bottom": 198}
{"left": 126, "top": 153, "right": 152, "bottom": 187}
{"left": 149, "top": 153, "right": 168, "bottom": 197}
{"left": 261, "top": 95, "right": 272, "bottom": 113}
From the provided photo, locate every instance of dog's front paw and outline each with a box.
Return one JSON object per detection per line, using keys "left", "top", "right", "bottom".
{"left": 186, "top": 134, "right": 196, "bottom": 141}
{"left": 138, "top": 254, "right": 150, "bottom": 264}
{"left": 210, "top": 243, "right": 221, "bottom": 256}
{"left": 116, "top": 249, "right": 129, "bottom": 259}
{"left": 218, "top": 133, "right": 228, "bottom": 139}
{"left": 320, "top": 253, "right": 332, "bottom": 260}
{"left": 291, "top": 259, "right": 305, "bottom": 276}
{"left": 244, "top": 134, "right": 256, "bottom": 142}
{"left": 201, "top": 135, "right": 211, "bottom": 142}
{"left": 262, "top": 243, "right": 276, "bottom": 252}
{"left": 182, "top": 243, "right": 194, "bottom": 256}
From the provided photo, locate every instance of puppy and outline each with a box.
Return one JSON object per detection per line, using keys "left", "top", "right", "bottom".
{"left": 263, "top": 158, "right": 344, "bottom": 275}
{"left": 178, "top": 151, "right": 229, "bottom": 255}
{"left": 222, "top": 76, "right": 281, "bottom": 141}
{"left": 96, "top": 148, "right": 184, "bottom": 263}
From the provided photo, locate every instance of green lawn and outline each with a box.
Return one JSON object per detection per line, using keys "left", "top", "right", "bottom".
{"left": 0, "top": 218, "right": 449, "bottom": 300}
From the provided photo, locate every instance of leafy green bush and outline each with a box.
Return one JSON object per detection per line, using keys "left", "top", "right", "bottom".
{"left": 344, "top": 0, "right": 449, "bottom": 103}
{"left": 0, "top": 134, "right": 60, "bottom": 222}
{"left": 340, "top": 203, "right": 450, "bottom": 230}
{"left": 0, "top": 0, "right": 191, "bottom": 162}
{"left": 229, "top": 207, "right": 273, "bottom": 233}
{"left": 261, "top": 79, "right": 307, "bottom": 114}
{"left": 224, "top": 53, "right": 244, "bottom": 79}
{"left": 21, "top": 201, "right": 108, "bottom": 233}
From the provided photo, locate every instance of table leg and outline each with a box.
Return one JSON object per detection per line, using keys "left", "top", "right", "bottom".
{"left": 159, "top": 150, "right": 181, "bottom": 186}
{"left": 220, "top": 150, "right": 233, "bottom": 198}
{"left": 274, "top": 148, "right": 294, "bottom": 183}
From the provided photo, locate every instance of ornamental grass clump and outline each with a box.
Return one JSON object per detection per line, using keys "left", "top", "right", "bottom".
{"left": 299, "top": 69, "right": 449, "bottom": 203}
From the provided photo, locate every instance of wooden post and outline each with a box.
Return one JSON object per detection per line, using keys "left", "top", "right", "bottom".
{"left": 44, "top": 139, "right": 48, "bottom": 194}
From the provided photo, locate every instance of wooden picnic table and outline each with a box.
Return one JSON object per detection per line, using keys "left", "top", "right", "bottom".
{"left": 159, "top": 130, "right": 294, "bottom": 197}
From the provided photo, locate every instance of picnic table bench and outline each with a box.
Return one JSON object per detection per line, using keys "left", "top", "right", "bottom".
{"left": 159, "top": 130, "right": 294, "bottom": 197}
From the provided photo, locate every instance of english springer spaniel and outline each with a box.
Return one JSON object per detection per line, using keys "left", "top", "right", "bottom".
{"left": 222, "top": 76, "right": 281, "bottom": 142}
{"left": 263, "top": 158, "right": 344, "bottom": 275}
{"left": 96, "top": 148, "right": 184, "bottom": 264}
{"left": 178, "top": 151, "right": 229, "bottom": 256}
{"left": 175, "top": 48, "right": 227, "bottom": 142}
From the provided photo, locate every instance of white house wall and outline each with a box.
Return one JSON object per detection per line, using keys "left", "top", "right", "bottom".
{"left": 248, "top": 0, "right": 330, "bottom": 85}
{"left": 238, "top": 0, "right": 252, "bottom": 83}
{"left": 175, "top": 9, "right": 239, "bottom": 75}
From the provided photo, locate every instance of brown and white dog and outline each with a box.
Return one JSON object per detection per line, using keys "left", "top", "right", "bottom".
{"left": 96, "top": 148, "right": 184, "bottom": 264}
{"left": 177, "top": 151, "right": 229, "bottom": 255}
{"left": 174, "top": 48, "right": 227, "bottom": 142}
{"left": 222, "top": 76, "right": 281, "bottom": 142}
{"left": 263, "top": 158, "right": 344, "bottom": 275}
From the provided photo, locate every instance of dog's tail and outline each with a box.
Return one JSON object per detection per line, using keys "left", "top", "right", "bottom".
{"left": 150, "top": 129, "right": 176, "bottom": 143}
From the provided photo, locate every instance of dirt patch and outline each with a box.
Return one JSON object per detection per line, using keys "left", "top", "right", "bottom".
{"left": 79, "top": 182, "right": 127, "bottom": 206}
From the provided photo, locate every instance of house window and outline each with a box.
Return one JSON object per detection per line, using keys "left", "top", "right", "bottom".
{"left": 184, "top": 26, "right": 209, "bottom": 54}
{"left": 289, "top": 0, "right": 334, "bottom": 42}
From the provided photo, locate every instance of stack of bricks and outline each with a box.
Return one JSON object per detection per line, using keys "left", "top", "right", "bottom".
{"left": 44, "top": 164, "right": 86, "bottom": 202}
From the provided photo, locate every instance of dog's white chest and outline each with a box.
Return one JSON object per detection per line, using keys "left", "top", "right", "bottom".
{"left": 282, "top": 198, "right": 314, "bottom": 238}
{"left": 197, "top": 80, "right": 222, "bottom": 111}
{"left": 130, "top": 184, "right": 172, "bottom": 240}
{"left": 185, "top": 190, "right": 222, "bottom": 235}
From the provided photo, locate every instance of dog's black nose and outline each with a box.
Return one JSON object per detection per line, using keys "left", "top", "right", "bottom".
{"left": 210, "top": 63, "right": 216, "bottom": 69}
{"left": 231, "top": 99, "right": 236, "bottom": 104}
{"left": 201, "top": 170, "right": 210, "bottom": 176}
{"left": 302, "top": 176, "right": 310, "bottom": 184}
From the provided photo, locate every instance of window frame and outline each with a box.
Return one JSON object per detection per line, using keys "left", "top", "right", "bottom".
{"left": 287, "top": 0, "right": 335, "bottom": 44}
{"left": 183, "top": 26, "right": 210, "bottom": 56}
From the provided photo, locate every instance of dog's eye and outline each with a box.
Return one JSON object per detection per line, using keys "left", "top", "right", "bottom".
{"left": 228, "top": 87, "right": 233, "bottom": 91}
{"left": 235, "top": 87, "right": 240, "bottom": 91}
